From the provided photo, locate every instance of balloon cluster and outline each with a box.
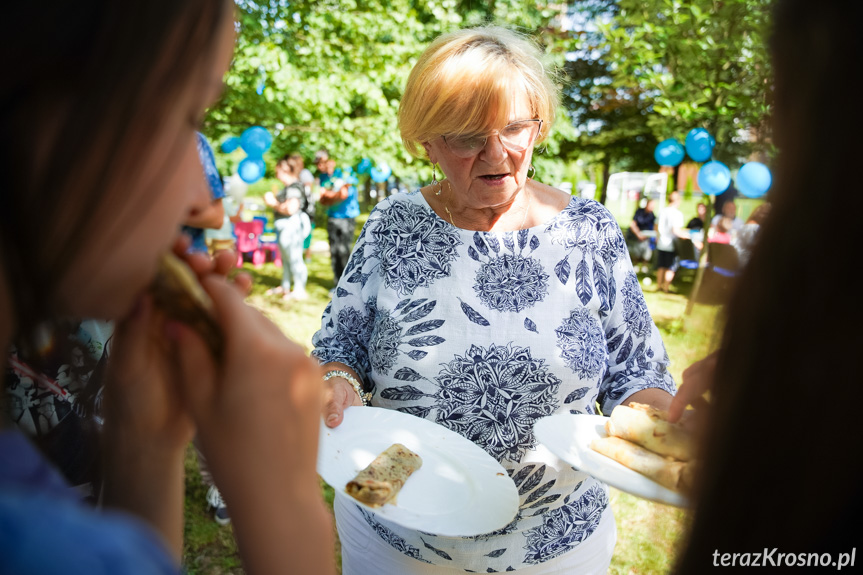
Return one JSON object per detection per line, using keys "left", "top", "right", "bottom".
{"left": 654, "top": 128, "right": 772, "bottom": 198}
{"left": 333, "top": 166, "right": 359, "bottom": 186}
{"left": 221, "top": 126, "right": 272, "bottom": 184}
{"left": 355, "top": 157, "right": 391, "bottom": 183}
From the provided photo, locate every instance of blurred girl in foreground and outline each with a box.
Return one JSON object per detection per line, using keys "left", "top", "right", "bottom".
{"left": 672, "top": 0, "right": 862, "bottom": 569}
{"left": 0, "top": 1, "right": 333, "bottom": 573}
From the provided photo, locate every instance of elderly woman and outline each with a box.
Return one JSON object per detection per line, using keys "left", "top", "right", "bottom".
{"left": 314, "top": 26, "right": 676, "bottom": 574}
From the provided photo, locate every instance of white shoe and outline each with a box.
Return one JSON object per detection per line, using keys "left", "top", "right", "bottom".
{"left": 206, "top": 485, "right": 230, "bottom": 526}
{"left": 286, "top": 289, "right": 309, "bottom": 301}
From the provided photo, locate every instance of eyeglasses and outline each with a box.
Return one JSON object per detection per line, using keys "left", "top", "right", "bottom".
{"left": 442, "top": 119, "right": 543, "bottom": 158}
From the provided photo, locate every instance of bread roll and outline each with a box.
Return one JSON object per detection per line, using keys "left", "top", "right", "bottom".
{"left": 346, "top": 443, "right": 423, "bottom": 507}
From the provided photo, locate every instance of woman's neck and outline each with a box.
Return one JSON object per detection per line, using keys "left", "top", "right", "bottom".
{"left": 440, "top": 180, "right": 534, "bottom": 232}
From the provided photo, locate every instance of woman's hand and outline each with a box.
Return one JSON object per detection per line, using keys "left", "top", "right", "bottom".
{"left": 667, "top": 352, "right": 717, "bottom": 423}
{"left": 322, "top": 363, "right": 365, "bottom": 428}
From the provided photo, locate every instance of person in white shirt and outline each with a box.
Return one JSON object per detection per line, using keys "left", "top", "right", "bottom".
{"left": 655, "top": 190, "right": 690, "bottom": 293}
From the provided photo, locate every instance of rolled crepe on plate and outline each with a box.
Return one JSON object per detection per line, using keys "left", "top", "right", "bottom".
{"left": 590, "top": 436, "right": 693, "bottom": 493}
{"left": 605, "top": 403, "right": 694, "bottom": 461}
{"left": 346, "top": 443, "right": 423, "bottom": 508}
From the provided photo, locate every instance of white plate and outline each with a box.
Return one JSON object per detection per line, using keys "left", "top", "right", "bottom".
{"left": 317, "top": 406, "right": 519, "bottom": 536}
{"left": 534, "top": 414, "right": 688, "bottom": 507}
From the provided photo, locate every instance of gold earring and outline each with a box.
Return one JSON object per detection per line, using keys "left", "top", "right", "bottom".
{"left": 432, "top": 163, "right": 442, "bottom": 195}
{"left": 528, "top": 165, "right": 536, "bottom": 179}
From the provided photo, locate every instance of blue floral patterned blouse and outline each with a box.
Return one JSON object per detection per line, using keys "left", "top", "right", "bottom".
{"left": 312, "top": 190, "right": 676, "bottom": 572}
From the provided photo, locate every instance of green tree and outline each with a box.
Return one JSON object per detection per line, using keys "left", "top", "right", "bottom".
{"left": 561, "top": 0, "right": 660, "bottom": 202}
{"left": 599, "top": 0, "right": 775, "bottom": 165}
{"left": 205, "top": 1, "right": 577, "bottom": 192}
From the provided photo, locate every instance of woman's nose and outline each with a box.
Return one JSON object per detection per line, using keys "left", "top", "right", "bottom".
{"left": 480, "top": 133, "right": 508, "bottom": 161}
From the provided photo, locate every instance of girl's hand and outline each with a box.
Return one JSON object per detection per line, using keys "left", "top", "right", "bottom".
{"left": 668, "top": 352, "right": 717, "bottom": 422}
{"left": 170, "top": 275, "right": 323, "bottom": 486}
{"left": 173, "top": 235, "right": 252, "bottom": 292}
{"left": 103, "top": 295, "right": 194, "bottom": 453}
{"left": 101, "top": 294, "right": 195, "bottom": 559}
{"left": 169, "top": 276, "right": 335, "bottom": 574}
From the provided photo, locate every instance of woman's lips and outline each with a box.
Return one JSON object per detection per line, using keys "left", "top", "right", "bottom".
{"left": 479, "top": 173, "right": 509, "bottom": 183}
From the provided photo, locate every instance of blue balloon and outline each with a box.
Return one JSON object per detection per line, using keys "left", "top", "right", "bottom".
{"left": 370, "top": 162, "right": 392, "bottom": 183}
{"left": 221, "top": 136, "right": 241, "bottom": 154}
{"left": 685, "top": 128, "right": 715, "bottom": 162}
{"left": 357, "top": 158, "right": 373, "bottom": 174}
{"left": 736, "top": 162, "right": 772, "bottom": 198}
{"left": 654, "top": 139, "right": 685, "bottom": 167}
{"left": 238, "top": 156, "right": 266, "bottom": 183}
{"left": 697, "top": 161, "right": 731, "bottom": 195}
{"left": 240, "top": 126, "right": 272, "bottom": 157}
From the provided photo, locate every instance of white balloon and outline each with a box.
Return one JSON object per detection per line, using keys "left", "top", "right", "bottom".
{"left": 225, "top": 172, "right": 249, "bottom": 202}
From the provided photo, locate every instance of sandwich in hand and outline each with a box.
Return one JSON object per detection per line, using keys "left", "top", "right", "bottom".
{"left": 151, "top": 252, "right": 224, "bottom": 361}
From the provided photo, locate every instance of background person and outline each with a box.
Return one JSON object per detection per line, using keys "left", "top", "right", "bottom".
{"left": 182, "top": 133, "right": 226, "bottom": 254}
{"left": 686, "top": 202, "right": 708, "bottom": 256}
{"left": 0, "top": 1, "right": 334, "bottom": 573}
{"left": 729, "top": 202, "right": 771, "bottom": 267}
{"left": 707, "top": 199, "right": 743, "bottom": 243}
{"left": 626, "top": 197, "right": 657, "bottom": 273}
{"left": 671, "top": 0, "right": 861, "bottom": 569}
{"left": 265, "top": 154, "right": 311, "bottom": 300}
{"left": 294, "top": 152, "right": 317, "bottom": 263}
{"left": 655, "top": 191, "right": 690, "bottom": 293}
{"left": 317, "top": 155, "right": 360, "bottom": 290}
{"left": 314, "top": 26, "right": 676, "bottom": 574}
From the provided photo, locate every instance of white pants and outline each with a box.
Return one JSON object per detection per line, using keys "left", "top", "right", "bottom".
{"left": 336, "top": 494, "right": 616, "bottom": 574}
{"left": 274, "top": 215, "right": 309, "bottom": 293}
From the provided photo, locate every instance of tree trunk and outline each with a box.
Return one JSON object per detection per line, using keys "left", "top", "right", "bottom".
{"left": 598, "top": 159, "right": 610, "bottom": 205}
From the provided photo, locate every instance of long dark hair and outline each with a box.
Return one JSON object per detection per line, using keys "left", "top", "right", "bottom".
{"left": 676, "top": 0, "right": 863, "bottom": 569}
{"left": 0, "top": 0, "right": 230, "bottom": 349}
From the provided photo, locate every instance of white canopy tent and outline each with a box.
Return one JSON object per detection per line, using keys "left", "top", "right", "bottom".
{"left": 605, "top": 172, "right": 669, "bottom": 219}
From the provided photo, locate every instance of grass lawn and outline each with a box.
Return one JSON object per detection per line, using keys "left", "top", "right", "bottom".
{"left": 181, "top": 220, "right": 723, "bottom": 574}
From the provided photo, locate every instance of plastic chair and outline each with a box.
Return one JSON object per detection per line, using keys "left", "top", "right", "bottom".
{"left": 706, "top": 241, "right": 740, "bottom": 278}
{"left": 686, "top": 241, "right": 741, "bottom": 309}
{"left": 234, "top": 220, "right": 266, "bottom": 267}
{"left": 253, "top": 215, "right": 272, "bottom": 234}
{"left": 673, "top": 237, "right": 700, "bottom": 283}
{"left": 259, "top": 235, "right": 282, "bottom": 267}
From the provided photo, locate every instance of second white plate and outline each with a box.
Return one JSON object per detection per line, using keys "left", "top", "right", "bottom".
{"left": 534, "top": 413, "right": 688, "bottom": 507}
{"left": 317, "top": 406, "right": 519, "bottom": 536}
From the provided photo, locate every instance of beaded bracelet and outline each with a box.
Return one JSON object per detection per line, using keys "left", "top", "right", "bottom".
{"left": 323, "top": 369, "right": 372, "bottom": 406}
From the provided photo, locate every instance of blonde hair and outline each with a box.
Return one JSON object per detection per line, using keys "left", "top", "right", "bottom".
{"left": 399, "top": 26, "right": 558, "bottom": 158}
